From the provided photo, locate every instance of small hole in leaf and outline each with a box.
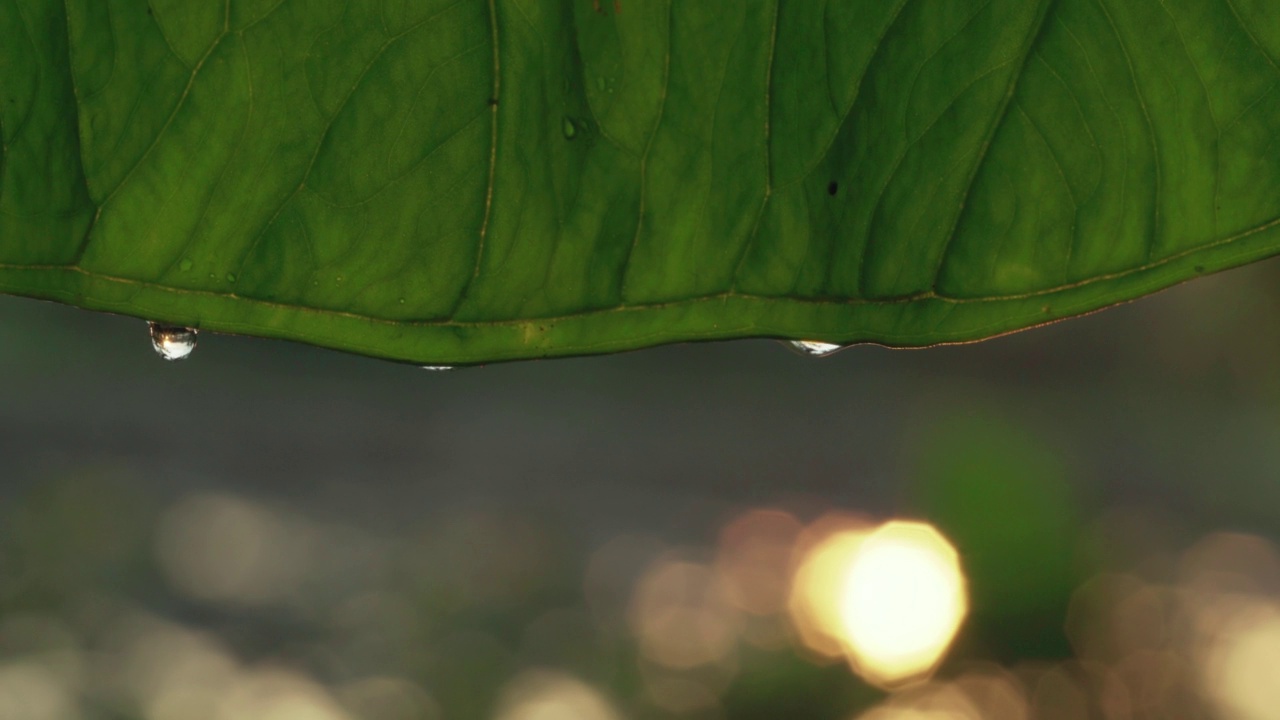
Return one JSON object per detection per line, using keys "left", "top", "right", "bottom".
{"left": 827, "top": 181, "right": 839, "bottom": 196}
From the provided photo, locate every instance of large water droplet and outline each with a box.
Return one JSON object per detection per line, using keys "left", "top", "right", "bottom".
{"left": 149, "top": 322, "right": 198, "bottom": 361}
{"left": 562, "top": 117, "right": 578, "bottom": 139}
{"left": 787, "top": 340, "right": 846, "bottom": 358}
{"left": 421, "top": 365, "right": 454, "bottom": 372}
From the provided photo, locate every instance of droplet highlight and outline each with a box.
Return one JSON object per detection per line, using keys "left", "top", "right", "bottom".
{"left": 421, "top": 365, "right": 454, "bottom": 372}
{"left": 787, "top": 340, "right": 847, "bottom": 358}
{"left": 149, "top": 322, "right": 198, "bottom": 361}
{"left": 562, "top": 117, "right": 578, "bottom": 139}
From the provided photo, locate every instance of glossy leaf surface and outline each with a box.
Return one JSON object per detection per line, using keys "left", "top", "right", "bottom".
{"left": 3, "top": 0, "right": 1279, "bottom": 363}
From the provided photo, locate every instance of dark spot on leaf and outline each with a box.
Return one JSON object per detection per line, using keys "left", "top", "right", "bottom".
{"left": 1195, "top": 265, "right": 1206, "bottom": 273}
{"left": 488, "top": 98, "right": 498, "bottom": 107}
{"left": 827, "top": 181, "right": 838, "bottom": 196}
{"left": 146, "top": 5, "right": 152, "bottom": 15}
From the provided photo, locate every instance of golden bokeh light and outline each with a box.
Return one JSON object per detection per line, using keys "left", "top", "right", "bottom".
{"left": 790, "top": 519, "right": 967, "bottom": 686}
{"left": 787, "top": 515, "right": 873, "bottom": 660}
{"left": 855, "top": 667, "right": 1032, "bottom": 720}
{"left": 953, "top": 668, "right": 1031, "bottom": 720}
{"left": 1200, "top": 599, "right": 1280, "bottom": 720}
{"left": 641, "top": 674, "right": 722, "bottom": 715}
{"left": 116, "top": 618, "right": 239, "bottom": 720}
{"left": 0, "top": 662, "right": 78, "bottom": 720}
{"left": 855, "top": 681, "right": 982, "bottom": 720}
{"left": 1178, "top": 533, "right": 1280, "bottom": 720}
{"left": 1028, "top": 664, "right": 1090, "bottom": 720}
{"left": 1180, "top": 532, "right": 1280, "bottom": 596}
{"left": 336, "top": 677, "right": 441, "bottom": 720}
{"left": 154, "top": 494, "right": 315, "bottom": 607}
{"left": 1065, "top": 573, "right": 1166, "bottom": 664}
{"left": 492, "top": 669, "right": 621, "bottom": 720}
{"left": 628, "top": 557, "right": 741, "bottom": 669}
{"left": 857, "top": 668, "right": 1030, "bottom": 720}
{"left": 215, "top": 668, "right": 351, "bottom": 720}
{"left": 839, "top": 522, "right": 968, "bottom": 686}
{"left": 716, "top": 509, "right": 803, "bottom": 616}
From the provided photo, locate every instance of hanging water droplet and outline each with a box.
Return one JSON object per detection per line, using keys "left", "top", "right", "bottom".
{"left": 787, "top": 340, "right": 847, "bottom": 358}
{"left": 421, "top": 365, "right": 454, "bottom": 372}
{"left": 179, "top": 258, "right": 193, "bottom": 272}
{"left": 148, "top": 322, "right": 198, "bottom": 361}
{"left": 562, "top": 117, "right": 578, "bottom": 139}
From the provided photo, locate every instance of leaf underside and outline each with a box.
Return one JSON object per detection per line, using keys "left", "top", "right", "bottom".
{"left": 2, "top": 0, "right": 1279, "bottom": 364}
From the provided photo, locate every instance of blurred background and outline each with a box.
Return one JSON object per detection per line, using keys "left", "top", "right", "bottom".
{"left": 3, "top": 258, "right": 1280, "bottom": 720}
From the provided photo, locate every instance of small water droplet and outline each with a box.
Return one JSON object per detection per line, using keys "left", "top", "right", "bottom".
{"left": 787, "top": 340, "right": 847, "bottom": 358}
{"left": 562, "top": 117, "right": 578, "bottom": 139}
{"left": 421, "top": 365, "right": 454, "bottom": 372}
{"left": 149, "top": 322, "right": 198, "bottom": 361}
{"left": 226, "top": 272, "right": 237, "bottom": 283}
{"left": 179, "top": 259, "right": 193, "bottom": 272}
{"left": 398, "top": 297, "right": 406, "bottom": 304}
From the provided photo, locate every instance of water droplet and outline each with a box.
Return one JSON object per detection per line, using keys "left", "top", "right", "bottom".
{"left": 179, "top": 259, "right": 193, "bottom": 272}
{"left": 562, "top": 117, "right": 578, "bottom": 139}
{"left": 149, "top": 322, "right": 198, "bottom": 361}
{"left": 787, "top": 340, "right": 847, "bottom": 358}
{"left": 226, "top": 272, "right": 237, "bottom": 283}
{"left": 421, "top": 365, "right": 454, "bottom": 372}
{"left": 398, "top": 297, "right": 406, "bottom": 304}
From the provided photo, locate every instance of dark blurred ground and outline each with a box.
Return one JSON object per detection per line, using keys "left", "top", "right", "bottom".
{"left": 3, "top": 259, "right": 1280, "bottom": 720}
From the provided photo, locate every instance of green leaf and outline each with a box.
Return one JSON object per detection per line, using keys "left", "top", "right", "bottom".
{"left": 3, "top": 0, "right": 1279, "bottom": 364}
